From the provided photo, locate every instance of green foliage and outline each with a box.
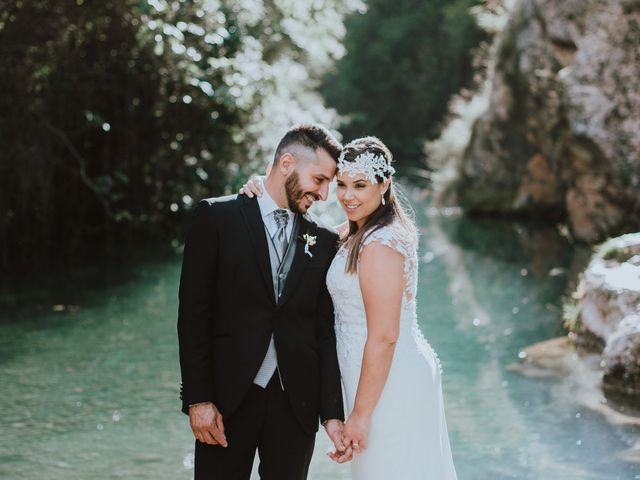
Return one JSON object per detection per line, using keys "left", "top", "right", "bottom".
{"left": 321, "top": 0, "right": 486, "bottom": 169}
{"left": 562, "top": 297, "right": 581, "bottom": 333}
{"left": 0, "top": 1, "right": 238, "bottom": 268}
{"left": 0, "top": 0, "right": 360, "bottom": 271}
{"left": 597, "top": 240, "right": 635, "bottom": 263}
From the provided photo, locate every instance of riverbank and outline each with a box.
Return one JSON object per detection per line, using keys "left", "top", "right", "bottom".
{"left": 509, "top": 232, "right": 640, "bottom": 464}
{"left": 509, "top": 336, "right": 640, "bottom": 463}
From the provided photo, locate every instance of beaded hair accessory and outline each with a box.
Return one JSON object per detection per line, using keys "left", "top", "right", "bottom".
{"left": 337, "top": 150, "right": 396, "bottom": 184}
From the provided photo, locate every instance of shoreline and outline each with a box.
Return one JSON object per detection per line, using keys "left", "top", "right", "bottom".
{"left": 508, "top": 336, "right": 640, "bottom": 463}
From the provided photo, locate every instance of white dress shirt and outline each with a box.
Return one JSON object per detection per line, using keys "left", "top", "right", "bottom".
{"left": 256, "top": 181, "right": 294, "bottom": 241}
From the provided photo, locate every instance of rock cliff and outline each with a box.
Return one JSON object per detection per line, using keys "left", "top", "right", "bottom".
{"left": 432, "top": 0, "right": 640, "bottom": 243}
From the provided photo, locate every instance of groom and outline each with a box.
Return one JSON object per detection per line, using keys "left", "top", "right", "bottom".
{"left": 177, "top": 124, "right": 346, "bottom": 479}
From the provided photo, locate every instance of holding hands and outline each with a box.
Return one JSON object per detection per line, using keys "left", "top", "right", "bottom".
{"left": 325, "top": 411, "right": 371, "bottom": 464}
{"left": 342, "top": 411, "right": 371, "bottom": 455}
{"left": 324, "top": 419, "right": 353, "bottom": 464}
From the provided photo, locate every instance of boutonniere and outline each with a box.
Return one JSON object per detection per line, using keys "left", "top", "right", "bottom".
{"left": 302, "top": 233, "right": 317, "bottom": 258}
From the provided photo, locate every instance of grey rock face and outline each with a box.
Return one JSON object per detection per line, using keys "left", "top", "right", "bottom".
{"left": 602, "top": 314, "right": 640, "bottom": 401}
{"left": 571, "top": 233, "right": 640, "bottom": 402}
{"left": 440, "top": 0, "right": 640, "bottom": 243}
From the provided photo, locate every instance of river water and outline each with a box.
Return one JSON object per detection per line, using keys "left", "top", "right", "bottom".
{"left": 1, "top": 198, "right": 638, "bottom": 479}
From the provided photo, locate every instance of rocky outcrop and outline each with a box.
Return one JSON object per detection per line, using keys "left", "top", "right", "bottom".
{"left": 432, "top": 0, "right": 640, "bottom": 243}
{"left": 568, "top": 233, "right": 640, "bottom": 405}
{"left": 602, "top": 314, "right": 640, "bottom": 404}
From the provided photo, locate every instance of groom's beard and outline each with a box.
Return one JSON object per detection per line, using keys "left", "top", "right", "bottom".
{"left": 285, "top": 171, "right": 318, "bottom": 214}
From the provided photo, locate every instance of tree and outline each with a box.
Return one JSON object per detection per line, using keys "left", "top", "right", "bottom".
{"left": 0, "top": 0, "right": 362, "bottom": 273}
{"left": 322, "top": 0, "right": 486, "bottom": 170}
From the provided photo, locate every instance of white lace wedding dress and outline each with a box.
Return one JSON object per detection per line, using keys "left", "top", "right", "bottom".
{"left": 326, "top": 222, "right": 458, "bottom": 480}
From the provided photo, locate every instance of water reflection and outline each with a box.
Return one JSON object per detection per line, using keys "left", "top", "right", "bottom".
{"left": 419, "top": 209, "right": 637, "bottom": 480}
{"left": 0, "top": 197, "right": 637, "bottom": 479}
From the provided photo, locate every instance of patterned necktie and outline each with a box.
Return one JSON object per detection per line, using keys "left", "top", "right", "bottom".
{"left": 272, "top": 209, "right": 289, "bottom": 262}
{"left": 252, "top": 209, "right": 290, "bottom": 389}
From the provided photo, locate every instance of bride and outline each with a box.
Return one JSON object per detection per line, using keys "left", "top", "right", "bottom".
{"left": 242, "top": 136, "right": 457, "bottom": 479}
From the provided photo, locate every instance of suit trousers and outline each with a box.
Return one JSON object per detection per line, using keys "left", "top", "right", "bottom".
{"left": 194, "top": 373, "right": 316, "bottom": 480}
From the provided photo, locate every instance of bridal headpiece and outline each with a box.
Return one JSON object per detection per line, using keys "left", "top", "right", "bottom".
{"left": 337, "top": 150, "right": 395, "bottom": 184}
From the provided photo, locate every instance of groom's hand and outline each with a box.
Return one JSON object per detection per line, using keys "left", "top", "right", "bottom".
{"left": 189, "top": 402, "right": 228, "bottom": 447}
{"left": 324, "top": 419, "right": 352, "bottom": 463}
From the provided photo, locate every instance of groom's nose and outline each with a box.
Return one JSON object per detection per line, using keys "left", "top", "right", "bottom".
{"left": 317, "top": 182, "right": 329, "bottom": 201}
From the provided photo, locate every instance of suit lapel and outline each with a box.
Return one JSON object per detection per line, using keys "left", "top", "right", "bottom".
{"left": 277, "top": 215, "right": 317, "bottom": 309}
{"left": 239, "top": 195, "right": 276, "bottom": 305}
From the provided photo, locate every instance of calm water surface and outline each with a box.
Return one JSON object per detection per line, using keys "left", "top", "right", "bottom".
{"left": 1, "top": 198, "right": 638, "bottom": 479}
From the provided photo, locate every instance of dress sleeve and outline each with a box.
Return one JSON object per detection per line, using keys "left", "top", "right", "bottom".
{"left": 360, "top": 224, "right": 418, "bottom": 302}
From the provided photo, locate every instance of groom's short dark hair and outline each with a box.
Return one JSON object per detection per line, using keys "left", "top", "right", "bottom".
{"left": 274, "top": 124, "right": 342, "bottom": 164}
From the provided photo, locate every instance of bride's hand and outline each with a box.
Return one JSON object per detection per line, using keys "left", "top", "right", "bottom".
{"left": 342, "top": 411, "right": 371, "bottom": 454}
{"left": 239, "top": 176, "right": 264, "bottom": 198}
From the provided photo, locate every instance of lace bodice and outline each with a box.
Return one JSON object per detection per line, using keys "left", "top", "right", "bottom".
{"left": 326, "top": 222, "right": 442, "bottom": 373}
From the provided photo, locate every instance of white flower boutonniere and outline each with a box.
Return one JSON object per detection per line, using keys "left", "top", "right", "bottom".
{"left": 302, "top": 233, "right": 317, "bottom": 258}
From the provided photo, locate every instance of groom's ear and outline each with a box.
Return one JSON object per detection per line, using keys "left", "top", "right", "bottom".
{"left": 277, "top": 152, "right": 296, "bottom": 175}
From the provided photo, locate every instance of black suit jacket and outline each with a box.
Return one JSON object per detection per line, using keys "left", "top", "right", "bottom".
{"left": 177, "top": 194, "right": 344, "bottom": 434}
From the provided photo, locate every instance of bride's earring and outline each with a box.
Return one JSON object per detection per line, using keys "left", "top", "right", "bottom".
{"left": 381, "top": 192, "right": 386, "bottom": 206}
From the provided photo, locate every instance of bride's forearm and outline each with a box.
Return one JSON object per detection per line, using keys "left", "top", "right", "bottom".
{"left": 352, "top": 338, "right": 396, "bottom": 418}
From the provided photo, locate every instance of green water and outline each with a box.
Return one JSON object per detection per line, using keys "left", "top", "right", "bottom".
{"left": 1, "top": 203, "right": 639, "bottom": 479}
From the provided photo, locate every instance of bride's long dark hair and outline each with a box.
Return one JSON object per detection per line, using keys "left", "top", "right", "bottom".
{"left": 339, "top": 137, "right": 417, "bottom": 274}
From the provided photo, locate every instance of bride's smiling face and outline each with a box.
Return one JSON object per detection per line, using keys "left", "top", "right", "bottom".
{"left": 336, "top": 172, "right": 388, "bottom": 228}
